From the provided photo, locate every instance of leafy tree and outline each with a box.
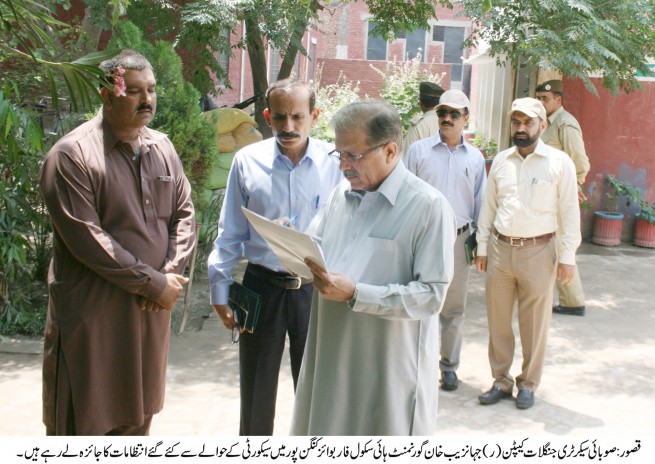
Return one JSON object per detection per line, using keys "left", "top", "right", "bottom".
{"left": 371, "top": 52, "right": 446, "bottom": 131}
{"left": 0, "top": 84, "right": 49, "bottom": 333}
{"left": 0, "top": 1, "right": 129, "bottom": 333}
{"left": 122, "top": 0, "right": 655, "bottom": 130}
{"left": 122, "top": 0, "right": 455, "bottom": 137}
{"left": 1, "top": 0, "right": 124, "bottom": 109}
{"left": 460, "top": 0, "right": 655, "bottom": 94}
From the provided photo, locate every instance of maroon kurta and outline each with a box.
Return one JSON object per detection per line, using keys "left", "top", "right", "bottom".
{"left": 39, "top": 112, "right": 196, "bottom": 435}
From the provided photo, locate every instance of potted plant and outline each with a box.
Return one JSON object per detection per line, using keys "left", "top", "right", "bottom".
{"left": 592, "top": 175, "right": 626, "bottom": 246}
{"left": 594, "top": 175, "right": 655, "bottom": 247}
{"left": 617, "top": 180, "right": 655, "bottom": 248}
{"left": 634, "top": 204, "right": 655, "bottom": 248}
{"left": 470, "top": 133, "right": 498, "bottom": 174}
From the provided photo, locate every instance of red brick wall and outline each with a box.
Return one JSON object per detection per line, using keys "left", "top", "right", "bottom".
{"left": 564, "top": 77, "right": 655, "bottom": 239}
{"left": 317, "top": 58, "right": 451, "bottom": 99}
{"left": 316, "top": 2, "right": 471, "bottom": 64}
{"left": 310, "top": 2, "right": 471, "bottom": 97}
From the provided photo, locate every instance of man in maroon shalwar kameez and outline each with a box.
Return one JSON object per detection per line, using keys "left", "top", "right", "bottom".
{"left": 39, "top": 50, "right": 196, "bottom": 435}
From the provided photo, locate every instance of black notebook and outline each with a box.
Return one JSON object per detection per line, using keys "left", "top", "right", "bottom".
{"left": 228, "top": 282, "right": 262, "bottom": 333}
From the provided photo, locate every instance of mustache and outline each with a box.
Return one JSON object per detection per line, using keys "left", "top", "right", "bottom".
{"left": 277, "top": 131, "right": 300, "bottom": 138}
{"left": 440, "top": 121, "right": 454, "bottom": 127}
{"left": 514, "top": 132, "right": 529, "bottom": 138}
{"left": 137, "top": 103, "right": 153, "bottom": 112}
{"left": 343, "top": 169, "right": 357, "bottom": 177}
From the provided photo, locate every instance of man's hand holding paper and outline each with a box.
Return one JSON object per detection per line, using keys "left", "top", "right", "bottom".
{"left": 304, "top": 258, "right": 356, "bottom": 302}
{"left": 241, "top": 206, "right": 326, "bottom": 280}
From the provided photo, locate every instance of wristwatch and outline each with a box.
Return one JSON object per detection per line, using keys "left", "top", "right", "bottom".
{"left": 346, "top": 284, "right": 358, "bottom": 309}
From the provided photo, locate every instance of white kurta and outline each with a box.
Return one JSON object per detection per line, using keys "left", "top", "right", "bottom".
{"left": 291, "top": 162, "right": 456, "bottom": 436}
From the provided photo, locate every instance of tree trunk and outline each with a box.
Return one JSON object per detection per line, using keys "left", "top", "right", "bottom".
{"left": 244, "top": 15, "right": 272, "bottom": 139}
{"left": 277, "top": 1, "right": 321, "bottom": 80}
{"left": 277, "top": 19, "right": 306, "bottom": 80}
{"left": 77, "top": 6, "right": 104, "bottom": 54}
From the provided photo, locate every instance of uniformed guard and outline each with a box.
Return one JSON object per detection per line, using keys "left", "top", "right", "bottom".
{"left": 536, "top": 79, "right": 590, "bottom": 317}
{"left": 402, "top": 81, "right": 445, "bottom": 158}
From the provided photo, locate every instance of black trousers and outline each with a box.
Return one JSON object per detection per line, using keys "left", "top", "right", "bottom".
{"left": 239, "top": 263, "right": 313, "bottom": 436}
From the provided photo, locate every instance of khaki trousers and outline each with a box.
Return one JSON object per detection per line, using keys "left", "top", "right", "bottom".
{"left": 440, "top": 229, "right": 471, "bottom": 372}
{"left": 555, "top": 223, "right": 585, "bottom": 308}
{"left": 555, "top": 234, "right": 585, "bottom": 307}
{"left": 485, "top": 233, "right": 556, "bottom": 393}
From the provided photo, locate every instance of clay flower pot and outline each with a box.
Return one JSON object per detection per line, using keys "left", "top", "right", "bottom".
{"left": 592, "top": 211, "right": 623, "bottom": 246}
{"left": 634, "top": 216, "right": 655, "bottom": 248}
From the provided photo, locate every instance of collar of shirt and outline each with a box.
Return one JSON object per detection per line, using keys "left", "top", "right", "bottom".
{"left": 509, "top": 138, "right": 551, "bottom": 160}
{"left": 345, "top": 162, "right": 406, "bottom": 207}
{"left": 548, "top": 106, "right": 565, "bottom": 124}
{"left": 97, "top": 111, "right": 157, "bottom": 154}
{"left": 273, "top": 137, "right": 322, "bottom": 167}
{"left": 434, "top": 132, "right": 466, "bottom": 153}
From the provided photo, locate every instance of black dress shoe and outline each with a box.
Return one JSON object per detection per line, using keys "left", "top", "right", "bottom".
{"left": 440, "top": 371, "right": 458, "bottom": 391}
{"left": 478, "top": 386, "right": 512, "bottom": 405}
{"left": 516, "top": 389, "right": 535, "bottom": 409}
{"left": 553, "top": 305, "right": 586, "bottom": 316}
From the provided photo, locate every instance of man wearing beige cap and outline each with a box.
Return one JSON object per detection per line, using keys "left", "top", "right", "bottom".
{"left": 536, "top": 79, "right": 590, "bottom": 317}
{"left": 402, "top": 82, "right": 445, "bottom": 158}
{"left": 406, "top": 89, "right": 486, "bottom": 392}
{"left": 475, "top": 98, "right": 580, "bottom": 409}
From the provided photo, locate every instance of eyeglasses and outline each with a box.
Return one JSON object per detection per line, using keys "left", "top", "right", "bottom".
{"left": 328, "top": 142, "right": 388, "bottom": 164}
{"left": 437, "top": 109, "right": 463, "bottom": 119}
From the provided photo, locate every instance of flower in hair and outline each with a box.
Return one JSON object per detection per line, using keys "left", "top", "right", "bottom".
{"left": 113, "top": 67, "right": 126, "bottom": 97}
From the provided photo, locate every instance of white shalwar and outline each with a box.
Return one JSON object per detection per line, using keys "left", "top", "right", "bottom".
{"left": 291, "top": 162, "right": 456, "bottom": 436}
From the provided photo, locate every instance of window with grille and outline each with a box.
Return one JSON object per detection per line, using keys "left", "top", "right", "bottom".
{"left": 215, "top": 28, "right": 230, "bottom": 88}
{"left": 406, "top": 28, "right": 427, "bottom": 61}
{"left": 433, "top": 25, "right": 466, "bottom": 81}
{"left": 366, "top": 22, "right": 387, "bottom": 60}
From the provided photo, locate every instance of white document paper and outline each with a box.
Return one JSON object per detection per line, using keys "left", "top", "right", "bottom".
{"left": 241, "top": 206, "right": 326, "bottom": 280}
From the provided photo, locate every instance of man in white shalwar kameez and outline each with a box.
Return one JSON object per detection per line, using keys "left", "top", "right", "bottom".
{"left": 291, "top": 101, "right": 457, "bottom": 436}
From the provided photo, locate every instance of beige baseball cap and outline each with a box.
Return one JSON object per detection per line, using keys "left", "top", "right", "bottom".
{"left": 436, "top": 89, "right": 470, "bottom": 110}
{"left": 508, "top": 97, "right": 547, "bottom": 121}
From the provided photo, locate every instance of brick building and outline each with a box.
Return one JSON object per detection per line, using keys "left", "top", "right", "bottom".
{"left": 215, "top": 2, "right": 475, "bottom": 108}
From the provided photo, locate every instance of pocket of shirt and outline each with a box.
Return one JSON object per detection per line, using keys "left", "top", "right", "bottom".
{"left": 530, "top": 179, "right": 556, "bottom": 212}
{"left": 151, "top": 177, "right": 175, "bottom": 219}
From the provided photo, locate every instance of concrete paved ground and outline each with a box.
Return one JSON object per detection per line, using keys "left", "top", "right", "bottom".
{"left": 1, "top": 242, "right": 654, "bottom": 439}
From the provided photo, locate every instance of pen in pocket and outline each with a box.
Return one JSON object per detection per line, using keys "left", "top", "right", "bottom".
{"left": 315, "top": 194, "right": 320, "bottom": 210}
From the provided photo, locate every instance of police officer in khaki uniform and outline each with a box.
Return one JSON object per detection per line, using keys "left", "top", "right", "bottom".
{"left": 536, "top": 79, "right": 590, "bottom": 317}
{"left": 402, "top": 82, "right": 445, "bottom": 159}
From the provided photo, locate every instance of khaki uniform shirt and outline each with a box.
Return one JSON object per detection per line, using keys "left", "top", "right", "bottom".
{"left": 541, "top": 106, "right": 590, "bottom": 185}
{"left": 402, "top": 109, "right": 439, "bottom": 158}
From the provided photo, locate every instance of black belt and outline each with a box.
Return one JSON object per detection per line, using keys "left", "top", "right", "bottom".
{"left": 494, "top": 229, "right": 555, "bottom": 247}
{"left": 246, "top": 263, "right": 310, "bottom": 290}
{"left": 457, "top": 224, "right": 469, "bottom": 236}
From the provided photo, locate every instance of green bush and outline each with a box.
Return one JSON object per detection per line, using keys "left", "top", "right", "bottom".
{"left": 605, "top": 175, "right": 655, "bottom": 223}
{"left": 370, "top": 52, "right": 445, "bottom": 132}
{"left": 108, "top": 22, "right": 218, "bottom": 211}
{"left": 0, "top": 85, "right": 51, "bottom": 336}
{"left": 311, "top": 68, "right": 362, "bottom": 143}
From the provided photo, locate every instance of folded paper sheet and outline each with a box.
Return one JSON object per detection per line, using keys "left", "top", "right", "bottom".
{"left": 241, "top": 206, "right": 326, "bottom": 280}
